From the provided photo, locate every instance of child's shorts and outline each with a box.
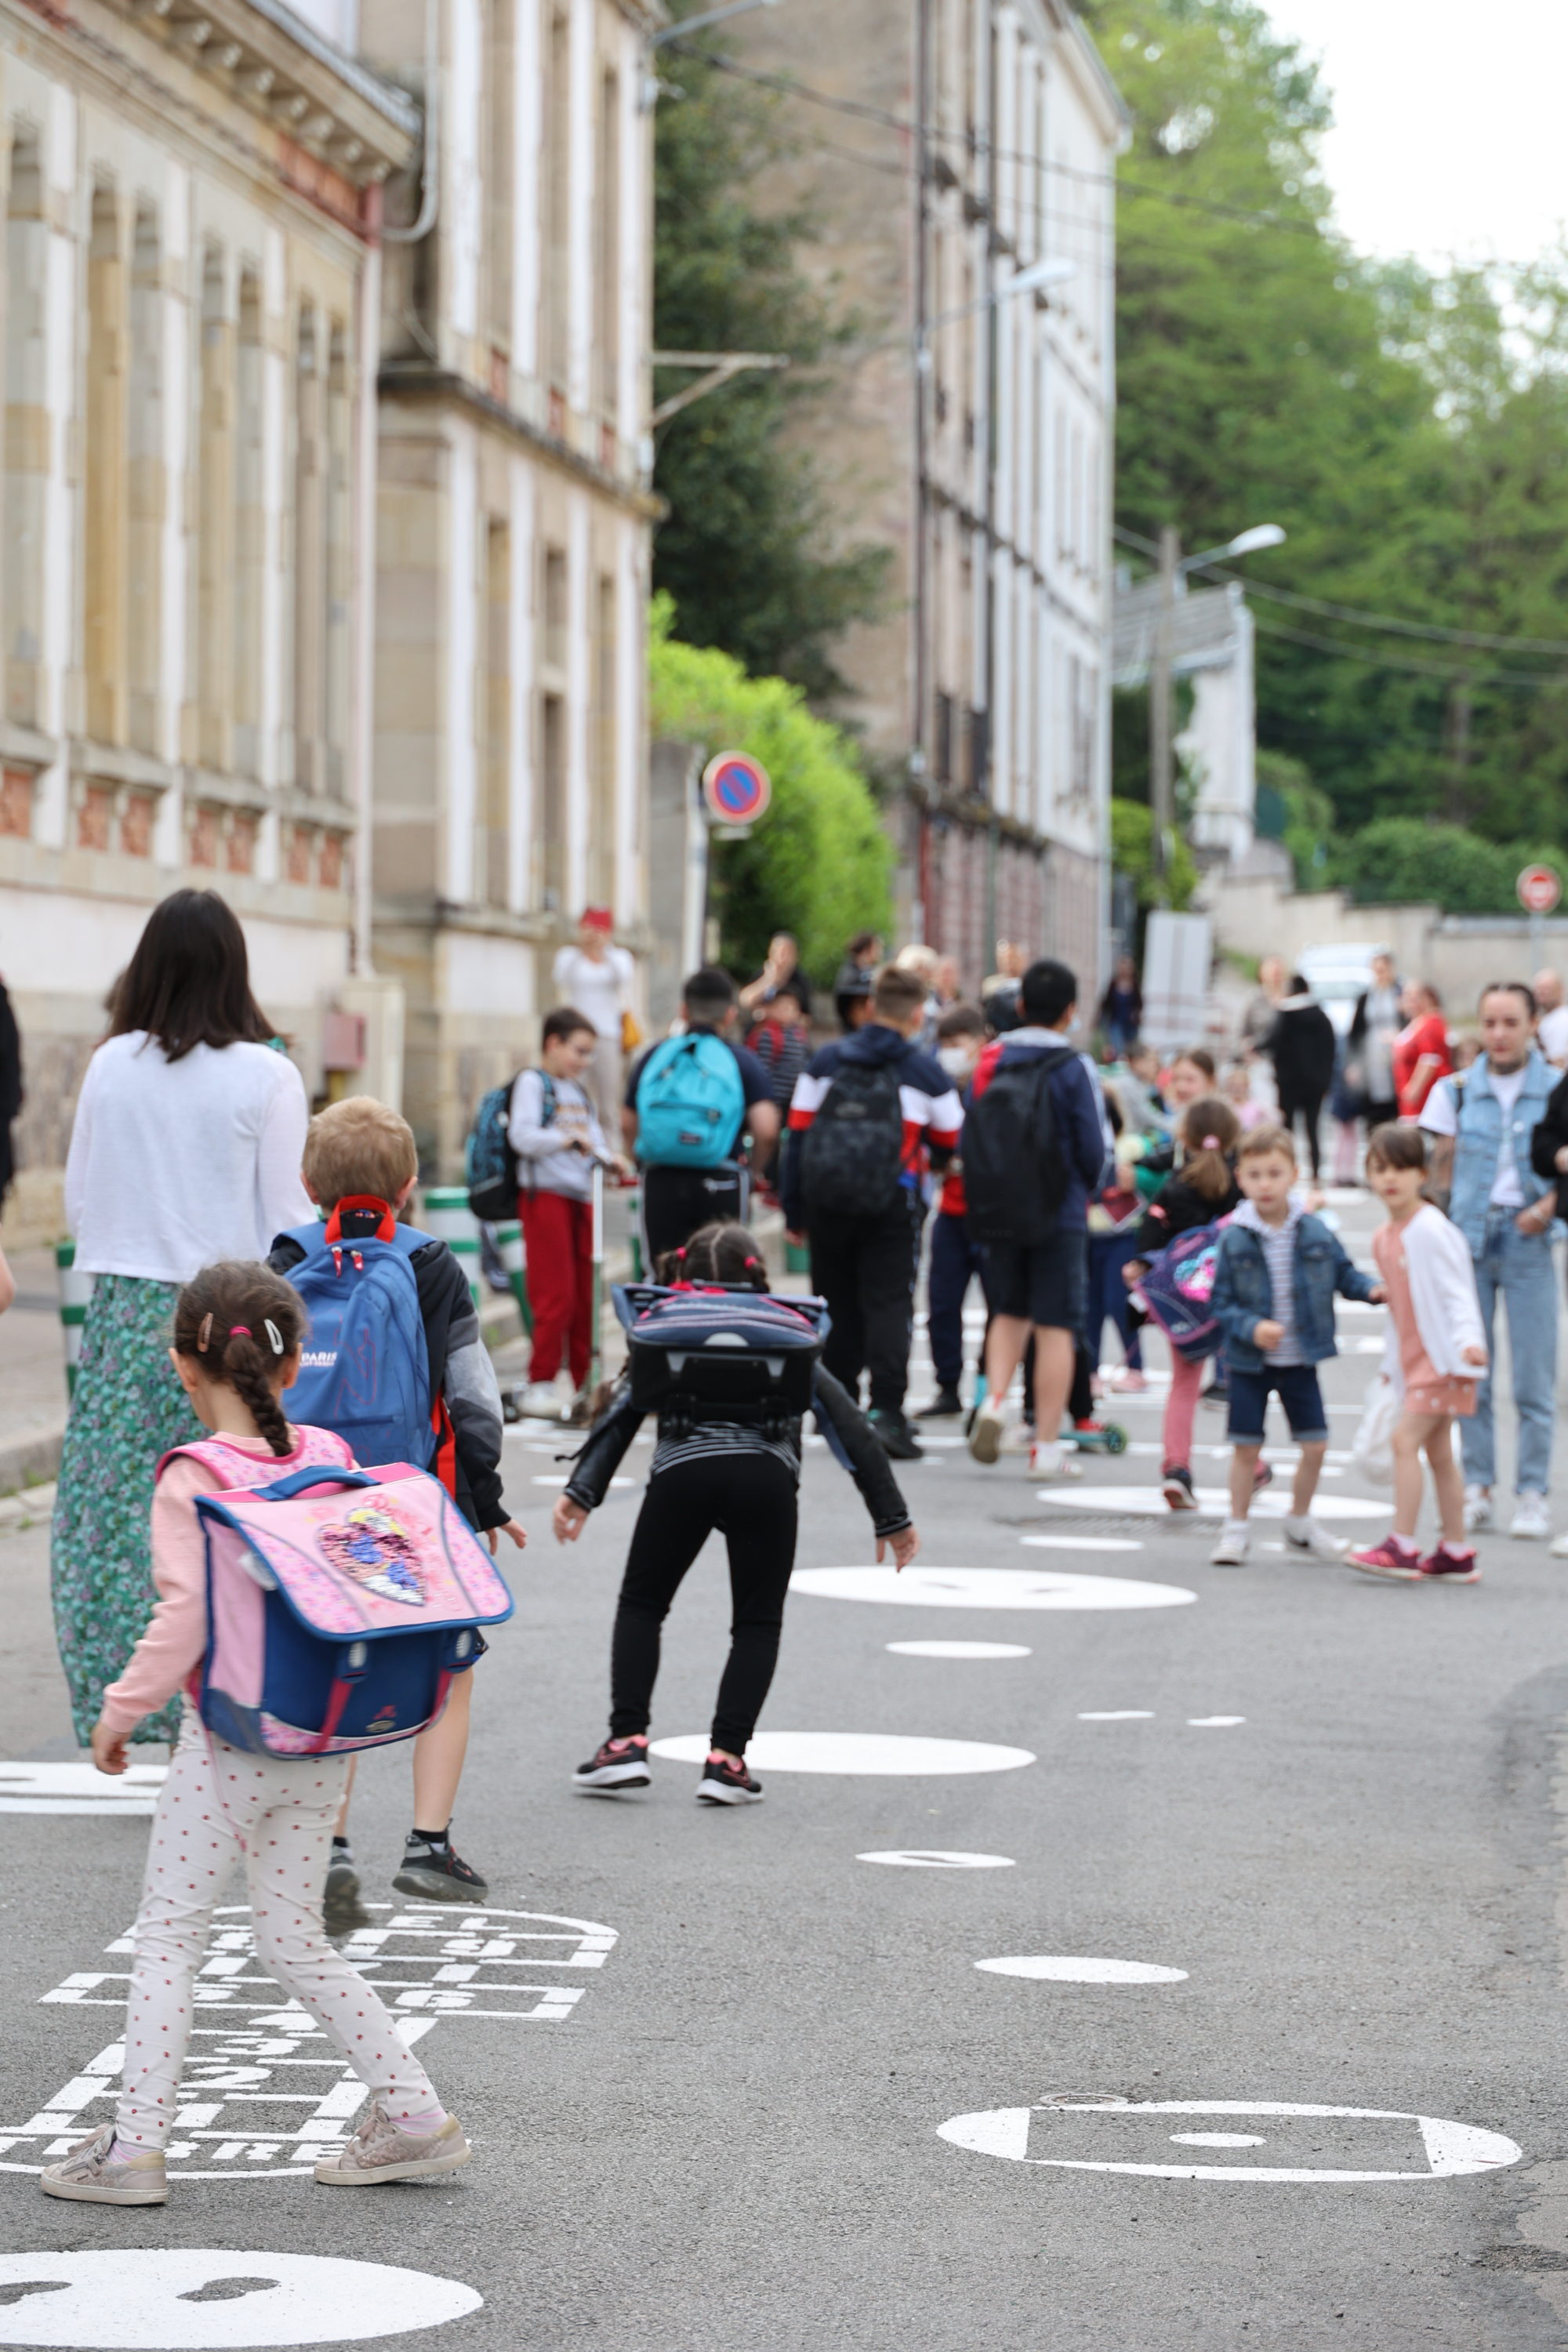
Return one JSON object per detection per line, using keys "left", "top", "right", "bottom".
{"left": 1227, "top": 1363, "right": 1327, "bottom": 1446}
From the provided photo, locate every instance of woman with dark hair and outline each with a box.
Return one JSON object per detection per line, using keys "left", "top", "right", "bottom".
{"left": 51, "top": 890, "right": 312, "bottom": 1748}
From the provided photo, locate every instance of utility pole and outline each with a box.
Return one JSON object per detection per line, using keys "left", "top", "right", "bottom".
{"left": 1149, "top": 523, "right": 1179, "bottom": 902}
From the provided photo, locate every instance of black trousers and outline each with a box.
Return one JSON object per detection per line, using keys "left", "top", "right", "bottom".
{"left": 808, "top": 1193, "right": 924, "bottom": 1414}
{"left": 1276, "top": 1087, "right": 1326, "bottom": 1179}
{"left": 638, "top": 1161, "right": 747, "bottom": 1275}
{"left": 610, "top": 1451, "right": 798, "bottom": 1752}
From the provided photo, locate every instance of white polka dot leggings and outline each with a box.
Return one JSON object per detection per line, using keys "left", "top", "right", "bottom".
{"left": 117, "top": 1716, "right": 439, "bottom": 2151}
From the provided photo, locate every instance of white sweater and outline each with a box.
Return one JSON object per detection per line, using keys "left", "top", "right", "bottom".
{"left": 66, "top": 1033, "right": 313, "bottom": 1283}
{"left": 1380, "top": 1204, "right": 1488, "bottom": 1395}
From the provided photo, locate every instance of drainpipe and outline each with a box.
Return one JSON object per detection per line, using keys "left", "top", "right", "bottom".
{"left": 350, "top": 189, "right": 383, "bottom": 978}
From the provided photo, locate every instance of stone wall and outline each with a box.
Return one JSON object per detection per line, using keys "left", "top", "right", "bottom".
{"left": 1207, "top": 871, "right": 1568, "bottom": 1011}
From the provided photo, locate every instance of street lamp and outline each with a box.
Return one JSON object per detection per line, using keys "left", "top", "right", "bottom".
{"left": 915, "top": 256, "right": 1074, "bottom": 370}
{"left": 1149, "top": 520, "right": 1287, "bottom": 898}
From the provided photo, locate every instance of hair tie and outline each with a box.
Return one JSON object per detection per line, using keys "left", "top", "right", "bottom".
{"left": 230, "top": 1325, "right": 252, "bottom": 1339}
{"left": 1201, "top": 1134, "right": 1220, "bottom": 1150}
{"left": 263, "top": 1319, "right": 285, "bottom": 1356}
{"left": 197, "top": 1313, "right": 213, "bottom": 1353}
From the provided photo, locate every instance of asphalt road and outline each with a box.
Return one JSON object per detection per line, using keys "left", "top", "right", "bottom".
{"left": 5, "top": 1189, "right": 1568, "bottom": 2350}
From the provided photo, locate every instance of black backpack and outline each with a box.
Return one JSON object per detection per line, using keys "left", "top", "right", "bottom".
{"left": 800, "top": 1056, "right": 906, "bottom": 1218}
{"left": 614, "top": 1283, "right": 827, "bottom": 1437}
{"left": 962, "top": 1047, "right": 1075, "bottom": 1246}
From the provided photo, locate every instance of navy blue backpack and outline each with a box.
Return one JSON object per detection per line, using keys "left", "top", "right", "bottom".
{"left": 279, "top": 1199, "right": 434, "bottom": 1469}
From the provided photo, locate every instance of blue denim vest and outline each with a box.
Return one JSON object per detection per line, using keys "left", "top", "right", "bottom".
{"left": 1446, "top": 1048, "right": 1557, "bottom": 1252}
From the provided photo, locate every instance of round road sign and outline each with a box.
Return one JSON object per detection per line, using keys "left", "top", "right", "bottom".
{"left": 702, "top": 750, "right": 771, "bottom": 826}
{"left": 1518, "top": 863, "right": 1561, "bottom": 915}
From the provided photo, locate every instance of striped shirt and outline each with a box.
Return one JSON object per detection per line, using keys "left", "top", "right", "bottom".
{"left": 1235, "top": 1200, "right": 1305, "bottom": 1366}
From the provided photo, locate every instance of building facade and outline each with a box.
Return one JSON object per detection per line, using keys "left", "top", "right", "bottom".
{"left": 0, "top": 0, "right": 415, "bottom": 1233}
{"left": 732, "top": 0, "right": 1123, "bottom": 993}
{"left": 362, "top": 0, "right": 659, "bottom": 1173}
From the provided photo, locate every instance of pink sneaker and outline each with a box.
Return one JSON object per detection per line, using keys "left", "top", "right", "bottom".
{"left": 1109, "top": 1367, "right": 1149, "bottom": 1393}
{"left": 1348, "top": 1534, "right": 1422, "bottom": 1581}
{"left": 1418, "top": 1543, "right": 1480, "bottom": 1584}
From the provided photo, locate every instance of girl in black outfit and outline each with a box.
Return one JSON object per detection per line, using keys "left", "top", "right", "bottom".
{"left": 554, "top": 1222, "right": 920, "bottom": 1806}
{"left": 1121, "top": 1099, "right": 1242, "bottom": 1511}
{"left": 1267, "top": 978, "right": 1338, "bottom": 1179}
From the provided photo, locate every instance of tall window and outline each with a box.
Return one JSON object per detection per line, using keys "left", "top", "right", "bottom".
{"left": 85, "top": 183, "right": 127, "bottom": 745}
{"left": 543, "top": 11, "right": 570, "bottom": 396}
{"left": 594, "top": 70, "right": 619, "bottom": 424}
{"left": 485, "top": 0, "right": 514, "bottom": 359}
{"left": 589, "top": 568, "right": 615, "bottom": 903}
{"left": 232, "top": 270, "right": 263, "bottom": 775}
{"left": 5, "top": 129, "right": 45, "bottom": 729}
{"left": 482, "top": 517, "right": 510, "bottom": 906}
{"left": 127, "top": 204, "right": 163, "bottom": 756}
{"left": 196, "top": 243, "right": 233, "bottom": 771}
{"left": 540, "top": 692, "right": 565, "bottom": 907}
{"left": 325, "top": 323, "right": 350, "bottom": 797}
{"left": 292, "top": 303, "right": 325, "bottom": 789}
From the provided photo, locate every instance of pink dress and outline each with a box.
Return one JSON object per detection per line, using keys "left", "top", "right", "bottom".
{"left": 1373, "top": 1221, "right": 1476, "bottom": 1418}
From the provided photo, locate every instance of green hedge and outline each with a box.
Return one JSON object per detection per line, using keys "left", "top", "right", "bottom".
{"left": 1329, "top": 818, "right": 1566, "bottom": 916}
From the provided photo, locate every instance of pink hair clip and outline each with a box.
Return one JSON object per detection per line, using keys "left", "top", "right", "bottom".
{"left": 1200, "top": 1134, "right": 1221, "bottom": 1149}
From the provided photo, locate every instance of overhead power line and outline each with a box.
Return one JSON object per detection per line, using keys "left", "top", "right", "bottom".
{"left": 1248, "top": 613, "right": 1568, "bottom": 691}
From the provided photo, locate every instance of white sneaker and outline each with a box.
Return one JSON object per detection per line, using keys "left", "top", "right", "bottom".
{"left": 1210, "top": 1519, "right": 1250, "bottom": 1566}
{"left": 1463, "top": 1485, "right": 1494, "bottom": 1531}
{"left": 1510, "top": 1492, "right": 1550, "bottom": 1541}
{"left": 1283, "top": 1514, "right": 1345, "bottom": 1559}
{"left": 1031, "top": 1440, "right": 1065, "bottom": 1482}
{"left": 968, "top": 1398, "right": 1006, "bottom": 1465}
{"left": 1550, "top": 1528, "right": 1568, "bottom": 1559}
{"left": 518, "top": 1380, "right": 564, "bottom": 1421}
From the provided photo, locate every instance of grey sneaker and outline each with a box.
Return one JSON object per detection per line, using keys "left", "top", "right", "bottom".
{"left": 314, "top": 2102, "right": 470, "bottom": 2186}
{"left": 1463, "top": 1485, "right": 1494, "bottom": 1532}
{"left": 40, "top": 2124, "right": 168, "bottom": 2205}
{"left": 967, "top": 1398, "right": 1006, "bottom": 1465}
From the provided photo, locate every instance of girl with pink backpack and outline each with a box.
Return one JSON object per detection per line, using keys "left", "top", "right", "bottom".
{"left": 40, "top": 1260, "right": 482, "bottom": 2207}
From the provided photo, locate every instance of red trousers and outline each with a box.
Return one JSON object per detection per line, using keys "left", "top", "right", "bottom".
{"left": 520, "top": 1188, "right": 593, "bottom": 1387}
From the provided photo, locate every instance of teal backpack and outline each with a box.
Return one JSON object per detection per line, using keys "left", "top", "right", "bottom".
{"left": 634, "top": 1033, "right": 744, "bottom": 1168}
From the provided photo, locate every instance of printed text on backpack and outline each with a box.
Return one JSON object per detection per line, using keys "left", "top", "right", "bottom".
{"left": 279, "top": 1200, "right": 434, "bottom": 1470}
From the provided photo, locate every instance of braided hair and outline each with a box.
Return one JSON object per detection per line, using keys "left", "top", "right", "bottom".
{"left": 655, "top": 1221, "right": 768, "bottom": 1290}
{"left": 172, "top": 1260, "right": 307, "bottom": 1457}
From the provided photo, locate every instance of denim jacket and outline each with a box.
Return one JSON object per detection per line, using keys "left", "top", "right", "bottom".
{"left": 1211, "top": 1210, "right": 1380, "bottom": 1370}
{"left": 1441, "top": 1049, "right": 1559, "bottom": 1253}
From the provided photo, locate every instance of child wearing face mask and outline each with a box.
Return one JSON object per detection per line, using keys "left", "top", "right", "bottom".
{"left": 920, "top": 1004, "right": 988, "bottom": 1418}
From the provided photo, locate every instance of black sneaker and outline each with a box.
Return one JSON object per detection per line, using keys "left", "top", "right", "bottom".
{"left": 572, "top": 1736, "right": 652, "bottom": 1795}
{"left": 324, "top": 1843, "right": 370, "bottom": 1935}
{"left": 866, "top": 1408, "right": 923, "bottom": 1460}
{"left": 915, "top": 1386, "right": 964, "bottom": 1420}
{"left": 392, "top": 1833, "right": 489, "bottom": 1904}
{"left": 1161, "top": 1464, "right": 1197, "bottom": 1511}
{"left": 695, "top": 1753, "right": 764, "bottom": 1806}
{"left": 1202, "top": 1381, "right": 1229, "bottom": 1410}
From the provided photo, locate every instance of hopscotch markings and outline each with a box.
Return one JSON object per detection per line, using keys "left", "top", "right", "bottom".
{"left": 2, "top": 1900, "right": 617, "bottom": 2181}
{"left": 0, "top": 1762, "right": 167, "bottom": 1817}
{"left": 0, "top": 2249, "right": 480, "bottom": 2348}
{"left": 790, "top": 1565, "right": 1195, "bottom": 1611}
{"left": 858, "top": 1850, "right": 1015, "bottom": 1869}
{"left": 936, "top": 2100, "right": 1524, "bottom": 2182}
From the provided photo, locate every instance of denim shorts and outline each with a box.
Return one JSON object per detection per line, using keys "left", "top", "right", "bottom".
{"left": 1227, "top": 1362, "right": 1327, "bottom": 1445}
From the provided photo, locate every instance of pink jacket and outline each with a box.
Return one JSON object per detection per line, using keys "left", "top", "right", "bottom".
{"left": 100, "top": 1426, "right": 354, "bottom": 1738}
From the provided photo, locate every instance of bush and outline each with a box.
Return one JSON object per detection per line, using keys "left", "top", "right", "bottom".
{"left": 649, "top": 594, "right": 892, "bottom": 985}
{"left": 1111, "top": 797, "right": 1198, "bottom": 915}
{"left": 1330, "top": 818, "right": 1565, "bottom": 916}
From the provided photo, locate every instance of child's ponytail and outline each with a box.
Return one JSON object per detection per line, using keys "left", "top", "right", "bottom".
{"left": 1179, "top": 1098, "right": 1241, "bottom": 1203}
{"left": 173, "top": 1261, "right": 307, "bottom": 1457}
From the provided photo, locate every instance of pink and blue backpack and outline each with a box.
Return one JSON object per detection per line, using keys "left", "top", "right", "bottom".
{"left": 1137, "top": 1214, "right": 1234, "bottom": 1363}
{"left": 165, "top": 1432, "right": 514, "bottom": 1757}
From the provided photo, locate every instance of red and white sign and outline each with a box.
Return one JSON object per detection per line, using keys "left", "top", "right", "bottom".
{"left": 1518, "top": 863, "right": 1562, "bottom": 916}
{"left": 702, "top": 750, "right": 771, "bottom": 827}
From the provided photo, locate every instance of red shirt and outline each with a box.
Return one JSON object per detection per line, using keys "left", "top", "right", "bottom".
{"left": 1394, "top": 1014, "right": 1451, "bottom": 1116}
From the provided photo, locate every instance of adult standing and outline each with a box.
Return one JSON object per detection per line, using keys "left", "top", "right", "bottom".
{"left": 738, "top": 931, "right": 811, "bottom": 1022}
{"left": 1394, "top": 981, "right": 1451, "bottom": 1118}
{"left": 1422, "top": 982, "right": 1558, "bottom": 1540}
{"left": 1347, "top": 951, "right": 1403, "bottom": 1130}
{"left": 53, "top": 889, "right": 312, "bottom": 1744}
{"left": 1240, "top": 954, "right": 1286, "bottom": 1058}
{"left": 1098, "top": 954, "right": 1143, "bottom": 1054}
{"left": 1265, "top": 976, "right": 1337, "bottom": 1180}
{"left": 552, "top": 908, "right": 634, "bottom": 1135}
{"left": 1532, "top": 967, "right": 1568, "bottom": 1069}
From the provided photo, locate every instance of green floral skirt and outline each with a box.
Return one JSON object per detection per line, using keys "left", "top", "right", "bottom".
{"left": 50, "top": 1273, "right": 201, "bottom": 1745}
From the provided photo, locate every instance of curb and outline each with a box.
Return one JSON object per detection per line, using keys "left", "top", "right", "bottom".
{"left": 0, "top": 1421, "right": 66, "bottom": 1497}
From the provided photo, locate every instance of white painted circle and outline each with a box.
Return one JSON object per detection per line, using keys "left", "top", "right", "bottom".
{"left": 789, "top": 1565, "right": 1196, "bottom": 1612}
{"left": 1036, "top": 1484, "right": 1383, "bottom": 1521}
{"left": 650, "top": 1733, "right": 1035, "bottom": 1775}
{"left": 936, "top": 2100, "right": 1524, "bottom": 2181}
{"left": 858, "top": 1849, "right": 1015, "bottom": 1869}
{"left": 1079, "top": 1710, "right": 1153, "bottom": 1721}
{"left": 1018, "top": 1534, "right": 1145, "bottom": 1553}
{"left": 0, "top": 2252, "right": 480, "bottom": 2347}
{"left": 1172, "top": 2132, "right": 1265, "bottom": 2148}
{"left": 885, "top": 1639, "right": 1032, "bottom": 1659}
{"left": 1189, "top": 1715, "right": 1246, "bottom": 1728}
{"left": 975, "top": 1955, "right": 1187, "bottom": 1984}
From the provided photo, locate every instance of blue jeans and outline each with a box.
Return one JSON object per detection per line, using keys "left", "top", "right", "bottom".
{"left": 1087, "top": 1231, "right": 1143, "bottom": 1371}
{"left": 1461, "top": 1210, "right": 1556, "bottom": 1496}
{"left": 927, "top": 1210, "right": 984, "bottom": 1391}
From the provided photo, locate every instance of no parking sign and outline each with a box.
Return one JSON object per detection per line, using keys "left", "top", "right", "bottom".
{"left": 702, "top": 750, "right": 771, "bottom": 829}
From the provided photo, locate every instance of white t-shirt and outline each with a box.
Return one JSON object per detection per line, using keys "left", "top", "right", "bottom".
{"left": 65, "top": 1033, "right": 312, "bottom": 1283}
{"left": 551, "top": 946, "right": 633, "bottom": 1041}
{"left": 1538, "top": 1005, "right": 1568, "bottom": 1068}
{"left": 1420, "top": 1065, "right": 1527, "bottom": 1207}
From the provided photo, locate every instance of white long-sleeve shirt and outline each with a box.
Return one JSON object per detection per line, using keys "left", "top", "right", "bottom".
{"left": 65, "top": 1032, "right": 313, "bottom": 1283}
{"left": 506, "top": 1068, "right": 606, "bottom": 1200}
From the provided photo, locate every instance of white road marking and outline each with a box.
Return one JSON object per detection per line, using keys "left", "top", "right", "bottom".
{"left": 1078, "top": 1711, "right": 1154, "bottom": 1721}
{"left": 1188, "top": 1716, "right": 1247, "bottom": 1728}
{"left": 649, "top": 1733, "right": 1036, "bottom": 1775}
{"left": 0, "top": 1763, "right": 166, "bottom": 1817}
{"left": 858, "top": 1850, "right": 1015, "bottom": 1869}
{"left": 1036, "top": 1484, "right": 1383, "bottom": 1521}
{"left": 1171, "top": 2132, "right": 1265, "bottom": 2147}
{"left": 975, "top": 1956, "right": 1186, "bottom": 1984}
{"left": 1018, "top": 1534, "right": 1145, "bottom": 1553}
{"left": 0, "top": 2251, "right": 480, "bottom": 2347}
{"left": 885, "top": 1640, "right": 1032, "bottom": 1659}
{"left": 790, "top": 1566, "right": 1196, "bottom": 1611}
{"left": 937, "top": 2100, "right": 1524, "bottom": 2181}
{"left": 532, "top": 1475, "right": 633, "bottom": 1489}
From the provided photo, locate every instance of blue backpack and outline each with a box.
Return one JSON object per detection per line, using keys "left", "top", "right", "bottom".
{"left": 279, "top": 1201, "right": 434, "bottom": 1468}
{"left": 634, "top": 1032, "right": 744, "bottom": 1168}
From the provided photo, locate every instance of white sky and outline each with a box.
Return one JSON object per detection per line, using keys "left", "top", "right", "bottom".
{"left": 1261, "top": 0, "right": 1568, "bottom": 270}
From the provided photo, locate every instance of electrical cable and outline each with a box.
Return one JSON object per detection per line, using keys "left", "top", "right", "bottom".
{"left": 1248, "top": 613, "right": 1568, "bottom": 691}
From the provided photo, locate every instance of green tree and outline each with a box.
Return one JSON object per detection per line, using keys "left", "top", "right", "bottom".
{"left": 1111, "top": 797, "right": 1198, "bottom": 923}
{"left": 652, "top": 21, "right": 887, "bottom": 702}
{"left": 649, "top": 596, "right": 892, "bottom": 980}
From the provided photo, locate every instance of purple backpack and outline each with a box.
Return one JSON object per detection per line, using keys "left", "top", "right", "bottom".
{"left": 168, "top": 1436, "right": 514, "bottom": 1758}
{"left": 1137, "top": 1214, "right": 1234, "bottom": 1363}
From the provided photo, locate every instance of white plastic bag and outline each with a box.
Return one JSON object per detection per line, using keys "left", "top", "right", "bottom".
{"left": 1351, "top": 1377, "right": 1399, "bottom": 1489}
